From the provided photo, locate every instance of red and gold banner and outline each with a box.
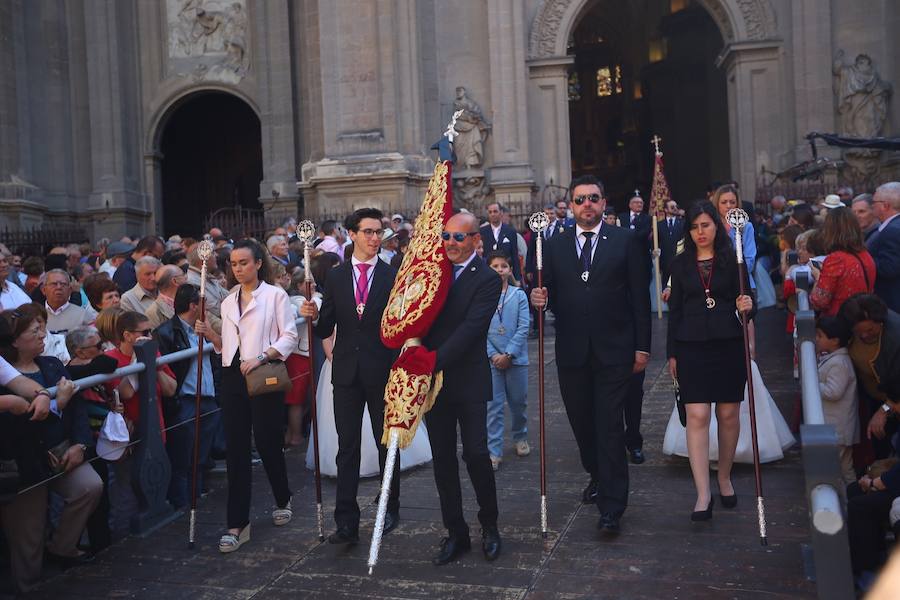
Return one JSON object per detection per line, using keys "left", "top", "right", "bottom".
{"left": 649, "top": 151, "right": 672, "bottom": 221}
{"left": 379, "top": 160, "right": 453, "bottom": 448}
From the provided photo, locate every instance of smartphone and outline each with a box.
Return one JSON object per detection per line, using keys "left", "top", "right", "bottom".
{"left": 787, "top": 250, "right": 798, "bottom": 266}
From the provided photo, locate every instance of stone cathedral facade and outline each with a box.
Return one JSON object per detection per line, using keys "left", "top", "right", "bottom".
{"left": 0, "top": 0, "right": 897, "bottom": 240}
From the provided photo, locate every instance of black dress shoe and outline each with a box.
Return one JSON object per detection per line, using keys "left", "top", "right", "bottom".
{"left": 432, "top": 535, "right": 471, "bottom": 566}
{"left": 327, "top": 526, "right": 360, "bottom": 545}
{"left": 719, "top": 494, "right": 737, "bottom": 509}
{"left": 582, "top": 479, "right": 600, "bottom": 504}
{"left": 481, "top": 527, "right": 501, "bottom": 561}
{"left": 628, "top": 448, "right": 645, "bottom": 464}
{"left": 383, "top": 511, "right": 400, "bottom": 535}
{"left": 597, "top": 513, "right": 620, "bottom": 535}
{"left": 691, "top": 498, "right": 714, "bottom": 522}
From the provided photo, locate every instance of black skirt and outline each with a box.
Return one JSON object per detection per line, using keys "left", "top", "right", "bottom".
{"left": 675, "top": 338, "right": 746, "bottom": 404}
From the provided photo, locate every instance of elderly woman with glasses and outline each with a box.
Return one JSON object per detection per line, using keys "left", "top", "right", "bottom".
{"left": 0, "top": 303, "right": 96, "bottom": 590}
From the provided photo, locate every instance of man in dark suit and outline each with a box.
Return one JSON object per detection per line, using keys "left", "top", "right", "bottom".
{"left": 868, "top": 182, "right": 900, "bottom": 313}
{"left": 302, "top": 208, "right": 400, "bottom": 544}
{"left": 481, "top": 202, "right": 521, "bottom": 283}
{"left": 658, "top": 199, "right": 684, "bottom": 288}
{"left": 424, "top": 212, "right": 502, "bottom": 565}
{"left": 618, "top": 193, "right": 652, "bottom": 251}
{"left": 532, "top": 175, "right": 651, "bottom": 534}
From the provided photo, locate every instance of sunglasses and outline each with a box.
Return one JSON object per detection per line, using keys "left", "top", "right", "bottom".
{"left": 441, "top": 231, "right": 478, "bottom": 242}
{"left": 129, "top": 328, "right": 153, "bottom": 337}
{"left": 573, "top": 194, "right": 602, "bottom": 205}
{"left": 79, "top": 341, "right": 104, "bottom": 351}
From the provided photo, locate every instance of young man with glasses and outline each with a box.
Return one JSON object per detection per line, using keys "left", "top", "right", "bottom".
{"left": 531, "top": 174, "right": 651, "bottom": 536}
{"left": 300, "top": 207, "right": 402, "bottom": 545}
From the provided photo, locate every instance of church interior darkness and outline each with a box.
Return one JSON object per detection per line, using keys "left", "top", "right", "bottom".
{"left": 160, "top": 92, "right": 263, "bottom": 237}
{"left": 567, "top": 0, "right": 732, "bottom": 211}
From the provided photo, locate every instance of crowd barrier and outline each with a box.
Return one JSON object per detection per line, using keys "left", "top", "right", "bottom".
{"left": 794, "top": 272, "right": 854, "bottom": 599}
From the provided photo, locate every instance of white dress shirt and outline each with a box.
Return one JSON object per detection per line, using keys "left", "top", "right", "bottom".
{"left": 574, "top": 223, "right": 603, "bottom": 262}
{"left": 218, "top": 281, "right": 299, "bottom": 367}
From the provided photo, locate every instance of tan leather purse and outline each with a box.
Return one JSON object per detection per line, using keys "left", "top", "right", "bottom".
{"left": 245, "top": 360, "right": 292, "bottom": 397}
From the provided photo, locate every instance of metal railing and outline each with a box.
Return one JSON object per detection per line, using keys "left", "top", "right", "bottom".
{"left": 794, "top": 272, "right": 854, "bottom": 598}
{"left": 32, "top": 317, "right": 307, "bottom": 537}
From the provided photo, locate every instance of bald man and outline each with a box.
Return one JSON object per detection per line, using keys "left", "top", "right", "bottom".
{"left": 146, "top": 264, "right": 186, "bottom": 329}
{"left": 424, "top": 211, "right": 503, "bottom": 565}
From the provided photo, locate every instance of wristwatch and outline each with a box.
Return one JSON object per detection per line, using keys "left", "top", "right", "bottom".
{"left": 257, "top": 353, "right": 268, "bottom": 364}
{"left": 881, "top": 403, "right": 892, "bottom": 414}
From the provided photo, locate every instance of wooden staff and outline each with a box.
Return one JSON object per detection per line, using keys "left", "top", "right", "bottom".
{"left": 189, "top": 238, "right": 214, "bottom": 549}
{"left": 725, "top": 207, "right": 768, "bottom": 546}
{"left": 528, "top": 211, "right": 550, "bottom": 538}
{"left": 297, "top": 220, "right": 325, "bottom": 542}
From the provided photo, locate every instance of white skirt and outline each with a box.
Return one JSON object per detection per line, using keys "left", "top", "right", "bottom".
{"left": 305, "top": 359, "right": 433, "bottom": 477}
{"left": 662, "top": 361, "right": 795, "bottom": 463}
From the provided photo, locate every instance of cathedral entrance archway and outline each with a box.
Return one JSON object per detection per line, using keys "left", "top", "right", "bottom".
{"left": 156, "top": 91, "right": 263, "bottom": 237}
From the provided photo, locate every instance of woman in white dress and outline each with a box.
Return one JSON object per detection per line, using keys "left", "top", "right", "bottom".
{"left": 663, "top": 360, "right": 796, "bottom": 463}
{"left": 306, "top": 332, "right": 432, "bottom": 477}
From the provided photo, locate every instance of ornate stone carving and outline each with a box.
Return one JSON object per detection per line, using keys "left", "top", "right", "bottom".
{"left": 453, "top": 176, "right": 490, "bottom": 209}
{"left": 452, "top": 87, "right": 491, "bottom": 170}
{"left": 833, "top": 50, "right": 892, "bottom": 139}
{"left": 167, "top": 0, "right": 249, "bottom": 84}
{"left": 527, "top": 0, "right": 776, "bottom": 59}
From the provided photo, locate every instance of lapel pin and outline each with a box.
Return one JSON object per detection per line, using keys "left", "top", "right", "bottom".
{"left": 602, "top": 236, "right": 608, "bottom": 240}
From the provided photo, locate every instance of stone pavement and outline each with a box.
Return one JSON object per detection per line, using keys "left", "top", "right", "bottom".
{"left": 26, "top": 308, "right": 815, "bottom": 599}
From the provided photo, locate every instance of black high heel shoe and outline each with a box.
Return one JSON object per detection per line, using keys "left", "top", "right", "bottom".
{"left": 691, "top": 497, "right": 714, "bottom": 522}
{"left": 719, "top": 493, "right": 737, "bottom": 509}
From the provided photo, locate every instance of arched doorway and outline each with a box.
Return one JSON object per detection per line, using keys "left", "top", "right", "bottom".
{"left": 566, "top": 1, "right": 730, "bottom": 209}
{"left": 158, "top": 92, "right": 263, "bottom": 236}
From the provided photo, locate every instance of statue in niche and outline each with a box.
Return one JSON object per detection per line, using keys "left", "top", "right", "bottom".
{"left": 833, "top": 50, "right": 892, "bottom": 139}
{"left": 452, "top": 87, "right": 491, "bottom": 170}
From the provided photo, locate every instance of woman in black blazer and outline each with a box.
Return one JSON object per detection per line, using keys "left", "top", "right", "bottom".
{"left": 667, "top": 201, "right": 754, "bottom": 522}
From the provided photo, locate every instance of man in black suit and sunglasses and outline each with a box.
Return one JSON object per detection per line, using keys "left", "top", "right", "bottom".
{"left": 531, "top": 175, "right": 651, "bottom": 535}
{"left": 425, "top": 212, "right": 502, "bottom": 566}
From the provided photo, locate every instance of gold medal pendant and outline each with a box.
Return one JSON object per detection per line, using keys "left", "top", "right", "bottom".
{"left": 497, "top": 325, "right": 506, "bottom": 335}
{"left": 356, "top": 303, "right": 366, "bottom": 316}
{"left": 705, "top": 297, "right": 716, "bottom": 309}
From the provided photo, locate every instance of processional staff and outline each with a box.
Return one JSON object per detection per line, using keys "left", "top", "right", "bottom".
{"left": 297, "top": 219, "right": 326, "bottom": 543}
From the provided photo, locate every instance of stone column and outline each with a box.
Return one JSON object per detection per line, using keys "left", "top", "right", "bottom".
{"left": 718, "top": 41, "right": 785, "bottom": 204}
{"left": 0, "top": 1, "right": 21, "bottom": 183}
{"left": 83, "top": 0, "right": 148, "bottom": 238}
{"left": 789, "top": 0, "right": 837, "bottom": 163}
{"left": 253, "top": 0, "right": 300, "bottom": 220}
{"left": 487, "top": 0, "right": 534, "bottom": 210}
{"left": 527, "top": 57, "right": 574, "bottom": 192}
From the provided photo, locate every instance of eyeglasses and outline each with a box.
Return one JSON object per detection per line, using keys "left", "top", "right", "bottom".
{"left": 359, "top": 228, "right": 384, "bottom": 238}
{"left": 129, "top": 328, "right": 153, "bottom": 337}
{"left": 79, "top": 341, "right": 104, "bottom": 351}
{"left": 441, "top": 231, "right": 478, "bottom": 242}
{"left": 45, "top": 280, "right": 70, "bottom": 288}
{"left": 573, "top": 194, "right": 602, "bottom": 205}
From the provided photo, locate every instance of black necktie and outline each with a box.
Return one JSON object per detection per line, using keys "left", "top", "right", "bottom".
{"left": 452, "top": 264, "right": 464, "bottom": 283}
{"left": 581, "top": 232, "right": 594, "bottom": 273}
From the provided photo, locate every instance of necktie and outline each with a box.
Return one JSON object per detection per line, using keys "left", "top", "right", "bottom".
{"left": 581, "top": 232, "right": 594, "bottom": 273}
{"left": 452, "top": 264, "right": 464, "bottom": 281}
{"left": 631, "top": 213, "right": 637, "bottom": 226}
{"left": 355, "top": 263, "right": 370, "bottom": 318}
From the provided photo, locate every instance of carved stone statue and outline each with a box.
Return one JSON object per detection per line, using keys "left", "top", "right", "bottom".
{"left": 223, "top": 2, "right": 248, "bottom": 73}
{"left": 168, "top": 0, "right": 249, "bottom": 82}
{"left": 833, "top": 50, "right": 892, "bottom": 139}
{"left": 452, "top": 87, "right": 491, "bottom": 170}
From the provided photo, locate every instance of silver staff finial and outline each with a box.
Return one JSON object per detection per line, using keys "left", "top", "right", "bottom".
{"left": 197, "top": 240, "right": 214, "bottom": 261}
{"left": 444, "top": 109, "right": 464, "bottom": 143}
{"left": 528, "top": 211, "right": 550, "bottom": 234}
{"left": 725, "top": 207, "right": 750, "bottom": 231}
{"left": 297, "top": 220, "right": 316, "bottom": 245}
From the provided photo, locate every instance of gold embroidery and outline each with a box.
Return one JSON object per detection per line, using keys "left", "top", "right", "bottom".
{"left": 381, "top": 366, "right": 443, "bottom": 449}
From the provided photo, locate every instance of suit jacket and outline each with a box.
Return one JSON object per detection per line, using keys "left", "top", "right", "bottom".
{"left": 314, "top": 259, "right": 398, "bottom": 388}
{"left": 867, "top": 216, "right": 900, "bottom": 313}
{"left": 544, "top": 224, "right": 651, "bottom": 368}
{"left": 618, "top": 211, "right": 652, "bottom": 249}
{"left": 658, "top": 217, "right": 684, "bottom": 273}
{"left": 480, "top": 223, "right": 522, "bottom": 282}
{"left": 666, "top": 250, "right": 756, "bottom": 358}
{"left": 425, "top": 258, "right": 502, "bottom": 403}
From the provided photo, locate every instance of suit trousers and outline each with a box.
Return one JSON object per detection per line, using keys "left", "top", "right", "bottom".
{"left": 222, "top": 361, "right": 292, "bottom": 530}
{"left": 425, "top": 393, "right": 499, "bottom": 538}
{"left": 0, "top": 486, "right": 48, "bottom": 592}
{"left": 46, "top": 462, "right": 103, "bottom": 557}
{"left": 624, "top": 371, "right": 645, "bottom": 451}
{"left": 557, "top": 351, "right": 632, "bottom": 517}
{"left": 847, "top": 482, "right": 900, "bottom": 573}
{"left": 333, "top": 381, "right": 400, "bottom": 530}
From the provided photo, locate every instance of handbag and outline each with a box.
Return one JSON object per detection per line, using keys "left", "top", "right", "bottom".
{"left": 673, "top": 378, "right": 686, "bottom": 427}
{"left": 246, "top": 360, "right": 292, "bottom": 397}
{"left": 0, "top": 458, "right": 20, "bottom": 505}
